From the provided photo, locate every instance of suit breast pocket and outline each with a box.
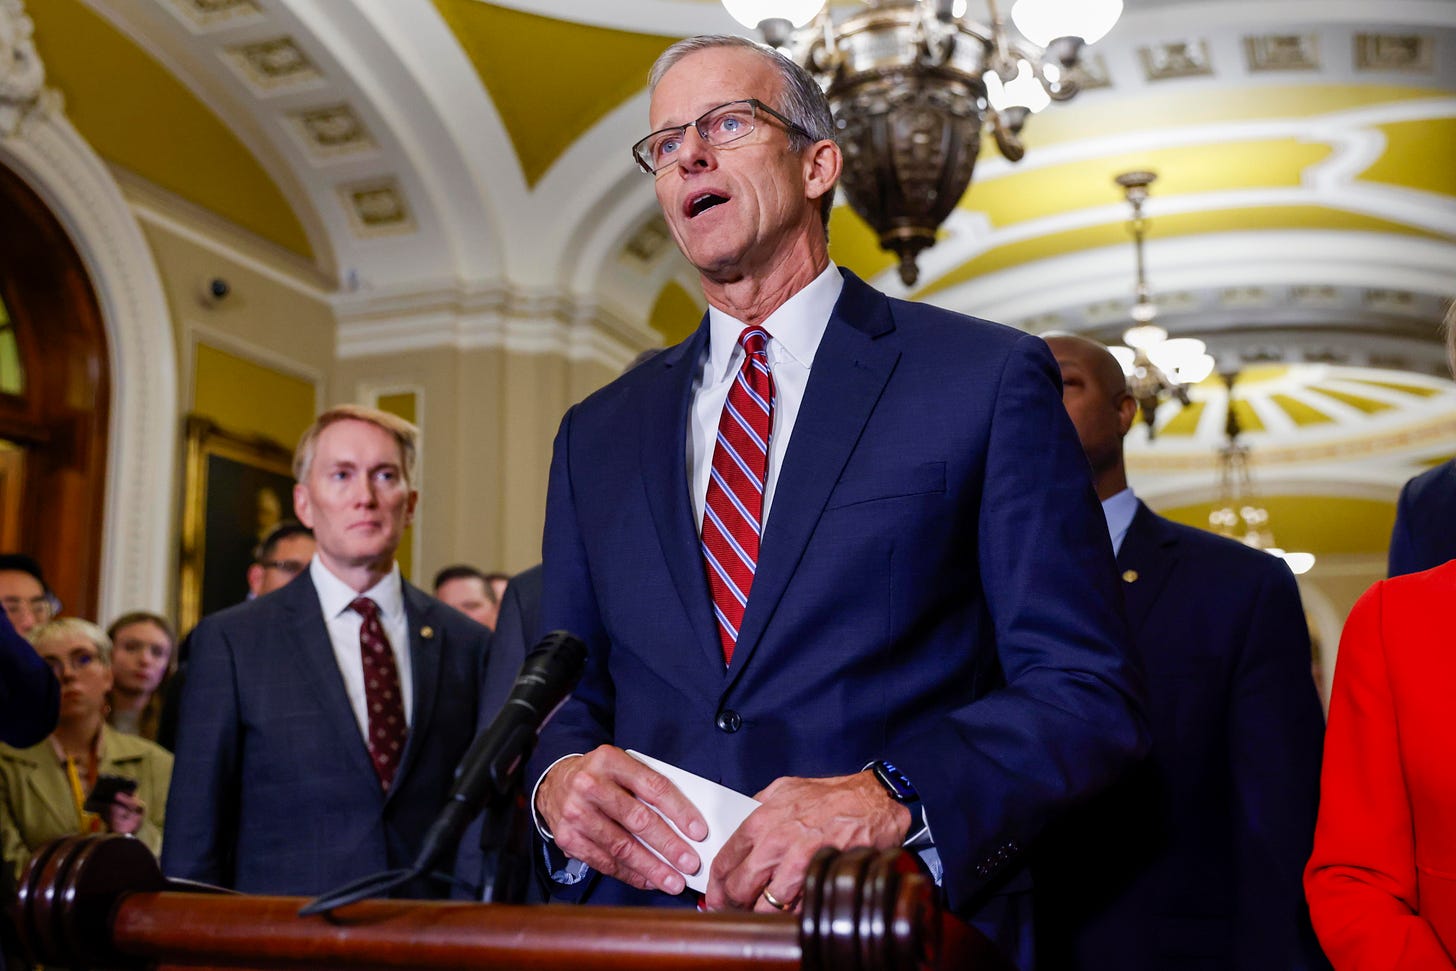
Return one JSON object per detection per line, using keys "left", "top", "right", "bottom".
{"left": 825, "top": 461, "right": 946, "bottom": 510}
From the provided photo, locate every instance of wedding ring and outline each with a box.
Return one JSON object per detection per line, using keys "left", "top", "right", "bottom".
{"left": 762, "top": 887, "right": 791, "bottom": 911}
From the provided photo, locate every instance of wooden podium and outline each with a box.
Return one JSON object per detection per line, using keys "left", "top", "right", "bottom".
{"left": 13, "top": 835, "right": 1012, "bottom": 971}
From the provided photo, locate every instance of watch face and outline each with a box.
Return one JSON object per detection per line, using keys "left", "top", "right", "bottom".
{"left": 873, "top": 760, "right": 918, "bottom": 803}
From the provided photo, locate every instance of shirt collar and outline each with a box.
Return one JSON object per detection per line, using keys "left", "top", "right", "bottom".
{"left": 1101, "top": 487, "right": 1140, "bottom": 553}
{"left": 705, "top": 262, "right": 843, "bottom": 382}
{"left": 310, "top": 555, "right": 404, "bottom": 621}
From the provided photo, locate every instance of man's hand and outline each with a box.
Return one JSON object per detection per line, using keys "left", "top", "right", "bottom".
{"left": 535, "top": 745, "right": 708, "bottom": 895}
{"left": 104, "top": 791, "right": 146, "bottom": 836}
{"left": 705, "top": 772, "right": 911, "bottom": 913}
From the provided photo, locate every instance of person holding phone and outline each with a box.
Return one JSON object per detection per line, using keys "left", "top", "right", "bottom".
{"left": 0, "top": 618, "right": 172, "bottom": 882}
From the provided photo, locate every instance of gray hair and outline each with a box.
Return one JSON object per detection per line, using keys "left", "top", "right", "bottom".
{"left": 1444, "top": 298, "right": 1456, "bottom": 379}
{"left": 650, "top": 35, "right": 838, "bottom": 228}
{"left": 293, "top": 404, "right": 419, "bottom": 486}
{"left": 30, "top": 617, "right": 112, "bottom": 666}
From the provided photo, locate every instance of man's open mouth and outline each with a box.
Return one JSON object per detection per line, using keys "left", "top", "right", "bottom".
{"left": 687, "top": 192, "right": 730, "bottom": 218}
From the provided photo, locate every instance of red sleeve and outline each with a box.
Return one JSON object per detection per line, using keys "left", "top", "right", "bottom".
{"left": 1304, "top": 581, "right": 1456, "bottom": 969}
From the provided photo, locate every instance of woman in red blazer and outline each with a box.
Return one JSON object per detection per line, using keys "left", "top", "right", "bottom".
{"left": 1306, "top": 561, "right": 1456, "bottom": 968}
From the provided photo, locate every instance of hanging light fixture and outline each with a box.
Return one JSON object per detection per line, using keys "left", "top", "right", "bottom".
{"left": 722, "top": 0, "right": 1122, "bottom": 286}
{"left": 1107, "top": 170, "right": 1215, "bottom": 439}
{"left": 1208, "top": 371, "right": 1316, "bottom": 575}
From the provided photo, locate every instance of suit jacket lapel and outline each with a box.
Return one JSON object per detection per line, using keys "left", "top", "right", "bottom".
{"left": 638, "top": 321, "right": 723, "bottom": 671}
{"left": 727, "top": 270, "right": 900, "bottom": 680}
{"left": 392, "top": 583, "right": 440, "bottom": 798}
{"left": 1116, "top": 501, "right": 1179, "bottom": 640}
{"left": 282, "top": 574, "right": 379, "bottom": 782}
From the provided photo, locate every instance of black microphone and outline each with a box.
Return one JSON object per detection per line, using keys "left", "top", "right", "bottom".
{"left": 409, "top": 630, "right": 587, "bottom": 878}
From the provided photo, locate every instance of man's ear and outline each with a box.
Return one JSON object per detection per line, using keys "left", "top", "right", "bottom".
{"left": 293, "top": 482, "right": 314, "bottom": 528}
{"left": 1116, "top": 392, "right": 1138, "bottom": 437}
{"left": 246, "top": 563, "right": 265, "bottom": 597}
{"left": 803, "top": 139, "right": 842, "bottom": 204}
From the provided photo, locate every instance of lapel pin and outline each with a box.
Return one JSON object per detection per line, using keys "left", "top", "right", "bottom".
{"left": 420, "top": 625, "right": 434, "bottom": 639}
{"left": 1121, "top": 570, "right": 1139, "bottom": 584}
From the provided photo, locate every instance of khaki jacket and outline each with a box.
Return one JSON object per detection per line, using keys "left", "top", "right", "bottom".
{"left": 0, "top": 722, "right": 172, "bottom": 882}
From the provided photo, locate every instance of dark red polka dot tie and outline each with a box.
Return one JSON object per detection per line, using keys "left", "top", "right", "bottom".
{"left": 350, "top": 597, "right": 407, "bottom": 790}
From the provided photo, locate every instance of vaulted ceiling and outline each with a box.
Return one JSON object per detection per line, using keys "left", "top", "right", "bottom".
{"left": 23, "top": 0, "right": 1456, "bottom": 552}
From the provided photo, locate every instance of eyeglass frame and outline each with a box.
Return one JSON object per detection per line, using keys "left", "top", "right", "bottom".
{"left": 632, "top": 98, "right": 814, "bottom": 175}
{"left": 1, "top": 594, "right": 55, "bottom": 624}
{"left": 40, "top": 645, "right": 103, "bottom": 678}
{"left": 257, "top": 558, "right": 309, "bottom": 577}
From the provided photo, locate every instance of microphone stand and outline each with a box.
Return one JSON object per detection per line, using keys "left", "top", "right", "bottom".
{"left": 477, "top": 788, "right": 532, "bottom": 904}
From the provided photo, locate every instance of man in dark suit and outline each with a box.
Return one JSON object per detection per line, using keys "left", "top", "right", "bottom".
{"left": 1388, "top": 303, "right": 1456, "bottom": 578}
{"left": 526, "top": 35, "right": 1146, "bottom": 967}
{"left": 1389, "top": 459, "right": 1456, "bottom": 576}
{"left": 1036, "top": 335, "right": 1327, "bottom": 970}
{"left": 163, "top": 405, "right": 490, "bottom": 897}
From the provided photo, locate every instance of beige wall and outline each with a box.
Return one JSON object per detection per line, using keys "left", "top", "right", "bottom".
{"left": 335, "top": 343, "right": 616, "bottom": 585}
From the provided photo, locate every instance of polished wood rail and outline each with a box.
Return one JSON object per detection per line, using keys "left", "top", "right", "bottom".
{"left": 14, "top": 835, "right": 1011, "bottom": 971}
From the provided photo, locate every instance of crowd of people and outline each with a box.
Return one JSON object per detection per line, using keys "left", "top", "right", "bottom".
{"left": 1, "top": 30, "right": 1454, "bottom": 971}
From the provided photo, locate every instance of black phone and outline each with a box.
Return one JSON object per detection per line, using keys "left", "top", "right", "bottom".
{"left": 83, "top": 773, "right": 139, "bottom": 814}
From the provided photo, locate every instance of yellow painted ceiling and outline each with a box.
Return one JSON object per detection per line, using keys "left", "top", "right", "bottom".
{"left": 916, "top": 205, "right": 1450, "bottom": 300}
{"left": 28, "top": 0, "right": 312, "bottom": 259}
{"left": 961, "top": 138, "right": 1333, "bottom": 229}
{"left": 1159, "top": 495, "right": 1397, "bottom": 557}
{"left": 436, "top": 0, "right": 673, "bottom": 187}
{"left": 1362, "top": 118, "right": 1456, "bottom": 197}
{"left": 1024, "top": 84, "right": 1447, "bottom": 149}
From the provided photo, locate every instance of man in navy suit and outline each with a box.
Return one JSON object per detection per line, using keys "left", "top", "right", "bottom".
{"left": 1388, "top": 304, "right": 1456, "bottom": 578}
{"left": 163, "top": 405, "right": 489, "bottom": 897}
{"left": 527, "top": 36, "right": 1146, "bottom": 967}
{"left": 1035, "top": 335, "right": 1327, "bottom": 969}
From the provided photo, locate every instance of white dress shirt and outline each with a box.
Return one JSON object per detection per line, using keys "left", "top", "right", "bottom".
{"left": 310, "top": 556, "right": 414, "bottom": 740}
{"left": 689, "top": 262, "right": 844, "bottom": 531}
{"left": 1101, "top": 486, "right": 1140, "bottom": 556}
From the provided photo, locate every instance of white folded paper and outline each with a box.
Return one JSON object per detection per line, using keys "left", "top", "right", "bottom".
{"left": 626, "top": 750, "right": 761, "bottom": 894}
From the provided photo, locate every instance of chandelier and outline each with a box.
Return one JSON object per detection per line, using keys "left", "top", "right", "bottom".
{"left": 1106, "top": 170, "right": 1214, "bottom": 439}
{"left": 721, "top": 0, "right": 1122, "bottom": 285}
{"left": 1209, "top": 371, "right": 1316, "bottom": 575}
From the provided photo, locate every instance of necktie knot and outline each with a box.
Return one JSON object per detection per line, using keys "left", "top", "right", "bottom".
{"left": 739, "top": 326, "right": 770, "bottom": 358}
{"left": 349, "top": 597, "right": 380, "bottom": 622}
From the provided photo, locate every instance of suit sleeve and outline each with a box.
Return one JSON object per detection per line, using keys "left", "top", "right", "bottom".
{"left": 891, "top": 334, "right": 1150, "bottom": 910}
{"left": 1388, "top": 480, "right": 1419, "bottom": 578}
{"left": 1228, "top": 560, "right": 1329, "bottom": 969}
{"left": 528, "top": 406, "right": 616, "bottom": 781}
{"left": 0, "top": 610, "right": 57, "bottom": 749}
{"left": 1304, "top": 583, "right": 1456, "bottom": 969}
{"left": 160, "top": 618, "right": 242, "bottom": 888}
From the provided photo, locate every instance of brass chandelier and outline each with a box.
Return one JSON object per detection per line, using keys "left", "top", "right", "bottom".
{"left": 722, "top": 0, "right": 1123, "bottom": 285}
{"left": 1210, "top": 372, "right": 1316, "bottom": 575}
{"left": 1107, "top": 170, "right": 1214, "bottom": 439}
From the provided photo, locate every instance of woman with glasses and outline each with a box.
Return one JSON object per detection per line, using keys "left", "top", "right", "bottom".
{"left": 0, "top": 618, "right": 172, "bottom": 883}
{"left": 105, "top": 612, "right": 177, "bottom": 744}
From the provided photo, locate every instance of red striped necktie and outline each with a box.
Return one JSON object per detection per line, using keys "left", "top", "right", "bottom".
{"left": 701, "top": 326, "right": 775, "bottom": 665}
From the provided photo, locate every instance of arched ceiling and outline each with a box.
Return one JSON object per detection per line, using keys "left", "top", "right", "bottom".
{"left": 22, "top": 0, "right": 1456, "bottom": 549}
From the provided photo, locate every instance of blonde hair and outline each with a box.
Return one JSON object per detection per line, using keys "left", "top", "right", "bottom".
{"left": 1444, "top": 298, "right": 1456, "bottom": 378}
{"left": 293, "top": 405, "right": 419, "bottom": 485}
{"left": 29, "top": 617, "right": 112, "bottom": 666}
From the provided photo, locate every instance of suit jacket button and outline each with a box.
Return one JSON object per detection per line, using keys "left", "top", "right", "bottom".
{"left": 716, "top": 710, "right": 742, "bottom": 733}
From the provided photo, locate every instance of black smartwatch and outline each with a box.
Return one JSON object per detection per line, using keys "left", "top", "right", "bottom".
{"left": 868, "top": 760, "right": 920, "bottom": 804}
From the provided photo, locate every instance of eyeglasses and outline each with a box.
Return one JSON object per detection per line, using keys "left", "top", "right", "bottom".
{"left": 632, "top": 99, "right": 812, "bottom": 175}
{"left": 259, "top": 559, "right": 308, "bottom": 576}
{"left": 1, "top": 595, "right": 53, "bottom": 624}
{"left": 42, "top": 647, "right": 101, "bottom": 678}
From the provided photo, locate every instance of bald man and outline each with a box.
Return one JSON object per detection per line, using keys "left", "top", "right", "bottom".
{"left": 1034, "top": 335, "right": 1329, "bottom": 971}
